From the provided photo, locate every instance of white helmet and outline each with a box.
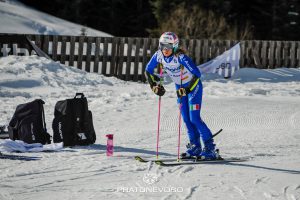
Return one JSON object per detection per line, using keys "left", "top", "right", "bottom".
{"left": 159, "top": 32, "right": 179, "bottom": 52}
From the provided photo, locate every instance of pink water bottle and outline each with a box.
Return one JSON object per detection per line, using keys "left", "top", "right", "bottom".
{"left": 106, "top": 134, "right": 114, "bottom": 156}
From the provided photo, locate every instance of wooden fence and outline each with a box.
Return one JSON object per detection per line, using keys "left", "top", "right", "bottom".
{"left": 0, "top": 34, "right": 299, "bottom": 82}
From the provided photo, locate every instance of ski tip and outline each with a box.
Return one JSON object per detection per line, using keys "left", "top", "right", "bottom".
{"left": 216, "top": 128, "right": 223, "bottom": 133}
{"left": 154, "top": 160, "right": 165, "bottom": 166}
{"left": 135, "top": 156, "right": 148, "bottom": 163}
{"left": 212, "top": 129, "right": 223, "bottom": 138}
{"left": 134, "top": 156, "right": 143, "bottom": 161}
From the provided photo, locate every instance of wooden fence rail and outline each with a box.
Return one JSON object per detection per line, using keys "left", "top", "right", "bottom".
{"left": 0, "top": 34, "right": 299, "bottom": 82}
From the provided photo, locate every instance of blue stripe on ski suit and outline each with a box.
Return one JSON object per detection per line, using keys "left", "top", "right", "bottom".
{"left": 145, "top": 51, "right": 213, "bottom": 148}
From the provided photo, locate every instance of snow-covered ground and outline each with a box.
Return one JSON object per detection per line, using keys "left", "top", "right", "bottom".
{"left": 0, "top": 0, "right": 112, "bottom": 36}
{"left": 0, "top": 55, "right": 299, "bottom": 200}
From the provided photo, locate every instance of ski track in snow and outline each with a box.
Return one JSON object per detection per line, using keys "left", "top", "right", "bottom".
{"left": 0, "top": 56, "right": 300, "bottom": 199}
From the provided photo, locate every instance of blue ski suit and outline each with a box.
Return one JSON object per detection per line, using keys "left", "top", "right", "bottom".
{"left": 145, "top": 50, "right": 213, "bottom": 148}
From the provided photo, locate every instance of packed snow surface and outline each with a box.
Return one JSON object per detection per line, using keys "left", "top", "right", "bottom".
{"left": 0, "top": 55, "right": 299, "bottom": 199}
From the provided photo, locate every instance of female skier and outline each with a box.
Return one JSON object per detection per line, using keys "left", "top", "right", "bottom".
{"left": 145, "top": 32, "right": 218, "bottom": 160}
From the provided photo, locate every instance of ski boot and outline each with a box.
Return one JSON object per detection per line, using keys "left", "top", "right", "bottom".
{"left": 199, "top": 139, "right": 220, "bottom": 160}
{"left": 181, "top": 143, "right": 202, "bottom": 159}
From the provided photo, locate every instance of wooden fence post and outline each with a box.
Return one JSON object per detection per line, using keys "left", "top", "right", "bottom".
{"left": 275, "top": 41, "right": 282, "bottom": 68}
{"left": 188, "top": 39, "right": 196, "bottom": 61}
{"left": 290, "top": 41, "right": 296, "bottom": 68}
{"left": 102, "top": 37, "right": 109, "bottom": 75}
{"left": 42, "top": 35, "right": 49, "bottom": 54}
{"left": 261, "top": 41, "right": 269, "bottom": 68}
{"left": 51, "top": 35, "right": 58, "bottom": 61}
{"left": 93, "top": 37, "right": 101, "bottom": 73}
{"left": 69, "top": 36, "right": 76, "bottom": 67}
{"left": 297, "top": 42, "right": 300, "bottom": 67}
{"left": 253, "top": 40, "right": 262, "bottom": 68}
{"left": 117, "top": 37, "right": 125, "bottom": 79}
{"left": 85, "top": 36, "right": 93, "bottom": 72}
{"left": 134, "top": 38, "right": 141, "bottom": 82}
{"left": 110, "top": 37, "right": 118, "bottom": 76}
{"left": 142, "top": 38, "right": 150, "bottom": 82}
{"left": 77, "top": 36, "right": 84, "bottom": 70}
{"left": 60, "top": 35, "right": 67, "bottom": 64}
{"left": 269, "top": 40, "right": 276, "bottom": 69}
{"left": 202, "top": 39, "right": 209, "bottom": 62}
{"left": 125, "top": 38, "right": 133, "bottom": 81}
{"left": 195, "top": 39, "right": 202, "bottom": 64}
{"left": 283, "top": 41, "right": 290, "bottom": 67}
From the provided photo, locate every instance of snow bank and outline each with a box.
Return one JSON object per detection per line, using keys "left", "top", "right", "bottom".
{"left": 0, "top": 56, "right": 105, "bottom": 88}
{"left": 202, "top": 67, "right": 300, "bottom": 97}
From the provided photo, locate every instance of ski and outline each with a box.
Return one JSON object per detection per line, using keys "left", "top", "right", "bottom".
{"left": 155, "top": 158, "right": 247, "bottom": 167}
{"left": 135, "top": 155, "right": 246, "bottom": 166}
{"left": 135, "top": 156, "right": 188, "bottom": 163}
{"left": 135, "top": 129, "right": 224, "bottom": 163}
{"left": 212, "top": 128, "right": 223, "bottom": 138}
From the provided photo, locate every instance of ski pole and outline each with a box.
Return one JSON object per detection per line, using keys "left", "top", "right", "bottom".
{"left": 178, "top": 102, "right": 182, "bottom": 161}
{"left": 156, "top": 64, "right": 163, "bottom": 159}
{"left": 177, "top": 67, "right": 183, "bottom": 161}
{"left": 156, "top": 96, "right": 161, "bottom": 159}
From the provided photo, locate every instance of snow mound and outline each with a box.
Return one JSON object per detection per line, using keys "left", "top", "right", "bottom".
{"left": 0, "top": 55, "right": 108, "bottom": 89}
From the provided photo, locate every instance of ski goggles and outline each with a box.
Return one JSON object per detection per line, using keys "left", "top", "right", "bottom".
{"left": 159, "top": 43, "right": 173, "bottom": 50}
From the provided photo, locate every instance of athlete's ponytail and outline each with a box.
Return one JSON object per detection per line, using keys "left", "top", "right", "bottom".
{"left": 175, "top": 47, "right": 187, "bottom": 56}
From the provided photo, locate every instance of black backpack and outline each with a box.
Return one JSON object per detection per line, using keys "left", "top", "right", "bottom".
{"left": 52, "top": 93, "right": 96, "bottom": 146}
{"left": 8, "top": 99, "right": 51, "bottom": 144}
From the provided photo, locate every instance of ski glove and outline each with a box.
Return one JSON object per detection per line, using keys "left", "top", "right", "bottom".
{"left": 177, "top": 76, "right": 200, "bottom": 98}
{"left": 151, "top": 83, "right": 165, "bottom": 96}
{"left": 176, "top": 87, "right": 190, "bottom": 98}
{"left": 145, "top": 71, "right": 160, "bottom": 86}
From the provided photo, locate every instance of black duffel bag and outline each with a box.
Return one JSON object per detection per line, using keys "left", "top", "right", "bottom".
{"left": 52, "top": 93, "right": 96, "bottom": 146}
{"left": 8, "top": 99, "right": 51, "bottom": 144}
